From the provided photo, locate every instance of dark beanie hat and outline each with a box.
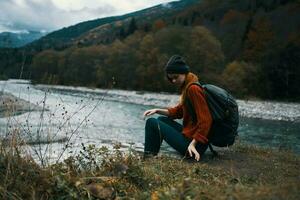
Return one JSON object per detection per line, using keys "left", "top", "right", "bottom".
{"left": 165, "top": 55, "right": 190, "bottom": 74}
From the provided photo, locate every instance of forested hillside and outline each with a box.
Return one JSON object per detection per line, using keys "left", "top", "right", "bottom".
{"left": 0, "top": 0, "right": 299, "bottom": 100}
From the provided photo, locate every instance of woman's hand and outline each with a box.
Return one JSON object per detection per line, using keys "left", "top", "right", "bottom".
{"left": 143, "top": 109, "right": 157, "bottom": 118}
{"left": 187, "top": 139, "right": 200, "bottom": 161}
{"left": 143, "top": 108, "right": 170, "bottom": 119}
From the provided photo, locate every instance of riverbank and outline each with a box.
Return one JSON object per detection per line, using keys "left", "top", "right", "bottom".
{"left": 0, "top": 142, "right": 299, "bottom": 199}
{"left": 0, "top": 91, "right": 44, "bottom": 118}
{"left": 35, "top": 84, "right": 300, "bottom": 122}
{"left": 2, "top": 79, "right": 300, "bottom": 122}
{"left": 3, "top": 83, "right": 300, "bottom": 122}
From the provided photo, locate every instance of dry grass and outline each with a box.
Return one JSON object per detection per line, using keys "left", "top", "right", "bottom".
{"left": 0, "top": 141, "right": 299, "bottom": 200}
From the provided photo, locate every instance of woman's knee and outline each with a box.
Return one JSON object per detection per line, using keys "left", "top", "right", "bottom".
{"left": 157, "top": 116, "right": 170, "bottom": 123}
{"left": 145, "top": 118, "right": 161, "bottom": 141}
{"left": 145, "top": 117, "right": 158, "bottom": 129}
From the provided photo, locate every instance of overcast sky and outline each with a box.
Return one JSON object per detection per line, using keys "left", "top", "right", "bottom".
{"left": 0, "top": 0, "right": 174, "bottom": 33}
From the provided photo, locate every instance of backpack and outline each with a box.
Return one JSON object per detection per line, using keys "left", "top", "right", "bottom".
{"left": 185, "top": 82, "right": 239, "bottom": 156}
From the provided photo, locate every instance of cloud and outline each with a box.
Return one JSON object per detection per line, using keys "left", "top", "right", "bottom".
{"left": 0, "top": 0, "right": 172, "bottom": 33}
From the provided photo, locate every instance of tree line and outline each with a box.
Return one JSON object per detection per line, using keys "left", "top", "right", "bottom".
{"left": 30, "top": 23, "right": 300, "bottom": 100}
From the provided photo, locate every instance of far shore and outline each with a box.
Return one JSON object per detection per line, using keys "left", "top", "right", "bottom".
{"left": 34, "top": 83, "right": 300, "bottom": 122}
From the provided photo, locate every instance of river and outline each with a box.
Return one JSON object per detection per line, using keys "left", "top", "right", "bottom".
{"left": 0, "top": 79, "right": 299, "bottom": 163}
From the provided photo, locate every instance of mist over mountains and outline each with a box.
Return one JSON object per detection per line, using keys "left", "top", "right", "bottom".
{"left": 0, "top": 31, "right": 46, "bottom": 48}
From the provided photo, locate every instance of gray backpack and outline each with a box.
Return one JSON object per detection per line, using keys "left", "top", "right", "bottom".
{"left": 185, "top": 83, "right": 239, "bottom": 155}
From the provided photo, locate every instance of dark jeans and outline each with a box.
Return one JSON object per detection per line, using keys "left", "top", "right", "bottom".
{"left": 144, "top": 116, "right": 208, "bottom": 158}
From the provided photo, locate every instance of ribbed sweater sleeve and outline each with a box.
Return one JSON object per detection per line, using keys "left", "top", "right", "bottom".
{"left": 187, "top": 85, "right": 212, "bottom": 143}
{"left": 167, "top": 104, "right": 183, "bottom": 119}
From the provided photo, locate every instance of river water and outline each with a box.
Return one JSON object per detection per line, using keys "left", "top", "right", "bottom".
{"left": 0, "top": 79, "right": 299, "bottom": 163}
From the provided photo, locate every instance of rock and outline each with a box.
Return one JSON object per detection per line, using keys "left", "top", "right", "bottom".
{"left": 112, "top": 163, "right": 129, "bottom": 176}
{"left": 86, "top": 183, "right": 114, "bottom": 199}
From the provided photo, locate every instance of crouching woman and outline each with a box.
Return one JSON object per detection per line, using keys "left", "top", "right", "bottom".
{"left": 143, "top": 55, "right": 212, "bottom": 161}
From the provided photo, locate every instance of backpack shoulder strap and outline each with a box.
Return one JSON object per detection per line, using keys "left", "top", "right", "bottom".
{"left": 187, "top": 82, "right": 202, "bottom": 89}
{"left": 185, "top": 82, "right": 203, "bottom": 124}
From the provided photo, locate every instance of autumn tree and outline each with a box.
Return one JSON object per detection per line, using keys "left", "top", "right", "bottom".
{"left": 135, "top": 34, "right": 166, "bottom": 91}
{"left": 153, "top": 19, "right": 167, "bottom": 31}
{"left": 31, "top": 50, "right": 61, "bottom": 84}
{"left": 220, "top": 10, "right": 250, "bottom": 61}
{"left": 186, "top": 26, "right": 225, "bottom": 83}
{"left": 222, "top": 61, "right": 262, "bottom": 97}
{"left": 243, "top": 18, "right": 275, "bottom": 63}
{"left": 262, "top": 40, "right": 300, "bottom": 99}
{"left": 127, "top": 17, "right": 137, "bottom": 35}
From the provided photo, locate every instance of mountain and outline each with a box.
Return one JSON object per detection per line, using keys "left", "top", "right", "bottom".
{"left": 1, "top": 0, "right": 299, "bottom": 100}
{"left": 0, "top": 31, "right": 46, "bottom": 48}
{"left": 26, "top": 0, "right": 200, "bottom": 51}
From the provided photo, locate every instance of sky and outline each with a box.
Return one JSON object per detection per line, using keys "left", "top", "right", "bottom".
{"left": 0, "top": 0, "right": 174, "bottom": 33}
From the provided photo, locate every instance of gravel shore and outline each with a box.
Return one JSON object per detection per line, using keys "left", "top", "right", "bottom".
{"left": 35, "top": 84, "right": 300, "bottom": 122}
{"left": 0, "top": 92, "right": 44, "bottom": 117}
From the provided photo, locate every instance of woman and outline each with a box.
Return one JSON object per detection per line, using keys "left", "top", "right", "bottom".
{"left": 143, "top": 55, "right": 212, "bottom": 161}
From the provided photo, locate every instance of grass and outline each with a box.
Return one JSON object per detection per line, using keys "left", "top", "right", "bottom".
{"left": 0, "top": 141, "right": 299, "bottom": 200}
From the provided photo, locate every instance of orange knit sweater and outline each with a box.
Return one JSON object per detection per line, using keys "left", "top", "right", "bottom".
{"left": 167, "top": 76, "right": 212, "bottom": 144}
